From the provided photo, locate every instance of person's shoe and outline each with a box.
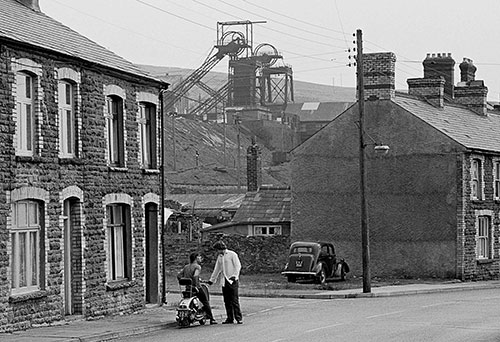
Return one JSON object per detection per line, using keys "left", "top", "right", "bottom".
{"left": 236, "top": 320, "right": 243, "bottom": 324}
{"left": 222, "top": 320, "right": 233, "bottom": 324}
{"left": 210, "top": 319, "right": 218, "bottom": 325}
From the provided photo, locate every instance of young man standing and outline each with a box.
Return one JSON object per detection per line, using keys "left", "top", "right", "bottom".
{"left": 208, "top": 241, "right": 243, "bottom": 324}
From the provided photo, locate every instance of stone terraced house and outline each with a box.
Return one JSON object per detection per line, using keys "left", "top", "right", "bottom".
{"left": 292, "top": 51, "right": 500, "bottom": 281}
{"left": 0, "top": 0, "right": 168, "bottom": 332}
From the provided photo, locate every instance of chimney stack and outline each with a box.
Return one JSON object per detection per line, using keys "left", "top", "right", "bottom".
{"left": 15, "top": 0, "right": 40, "bottom": 11}
{"left": 459, "top": 57, "right": 477, "bottom": 83}
{"left": 423, "top": 53, "right": 455, "bottom": 97}
{"left": 454, "top": 80, "right": 488, "bottom": 116}
{"left": 362, "top": 52, "right": 396, "bottom": 101}
{"left": 407, "top": 77, "right": 445, "bottom": 108}
{"left": 246, "top": 140, "right": 262, "bottom": 192}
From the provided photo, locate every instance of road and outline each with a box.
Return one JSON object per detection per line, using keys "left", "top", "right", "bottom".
{"left": 117, "top": 288, "right": 500, "bottom": 342}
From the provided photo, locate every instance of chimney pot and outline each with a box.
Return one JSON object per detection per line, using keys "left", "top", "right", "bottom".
{"left": 423, "top": 53, "right": 455, "bottom": 97}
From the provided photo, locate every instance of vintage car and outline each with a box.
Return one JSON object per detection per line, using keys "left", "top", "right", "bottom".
{"left": 282, "top": 241, "right": 349, "bottom": 284}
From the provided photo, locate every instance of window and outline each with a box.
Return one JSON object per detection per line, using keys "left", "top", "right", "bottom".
{"left": 495, "top": 162, "right": 500, "bottom": 200}
{"left": 106, "top": 96, "right": 124, "bottom": 167}
{"left": 16, "top": 72, "right": 35, "bottom": 155}
{"left": 138, "top": 102, "right": 157, "bottom": 169}
{"left": 471, "top": 159, "right": 482, "bottom": 200}
{"left": 11, "top": 200, "right": 42, "bottom": 294}
{"left": 477, "top": 216, "right": 491, "bottom": 259}
{"left": 254, "top": 225, "right": 282, "bottom": 236}
{"left": 106, "top": 204, "right": 131, "bottom": 281}
{"left": 58, "top": 81, "right": 76, "bottom": 157}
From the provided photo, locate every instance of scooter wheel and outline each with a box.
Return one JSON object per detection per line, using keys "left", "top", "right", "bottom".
{"left": 179, "top": 318, "right": 190, "bottom": 327}
{"left": 199, "top": 318, "right": 206, "bottom": 325}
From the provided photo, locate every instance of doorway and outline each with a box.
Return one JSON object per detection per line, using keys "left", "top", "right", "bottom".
{"left": 63, "top": 198, "right": 83, "bottom": 315}
{"left": 145, "top": 203, "right": 159, "bottom": 303}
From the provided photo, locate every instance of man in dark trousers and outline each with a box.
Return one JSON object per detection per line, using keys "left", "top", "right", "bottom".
{"left": 208, "top": 241, "right": 243, "bottom": 324}
{"left": 177, "top": 252, "right": 217, "bottom": 325}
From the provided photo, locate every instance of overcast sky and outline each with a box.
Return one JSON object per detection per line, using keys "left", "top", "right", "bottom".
{"left": 41, "top": 0, "right": 500, "bottom": 100}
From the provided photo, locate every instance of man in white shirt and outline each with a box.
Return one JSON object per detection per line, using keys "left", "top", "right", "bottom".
{"left": 208, "top": 241, "right": 243, "bottom": 324}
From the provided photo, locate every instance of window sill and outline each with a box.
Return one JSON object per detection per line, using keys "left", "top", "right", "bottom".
{"left": 9, "top": 290, "right": 48, "bottom": 303}
{"left": 477, "top": 258, "right": 494, "bottom": 265}
{"left": 15, "top": 155, "right": 43, "bottom": 164}
{"left": 59, "top": 157, "right": 84, "bottom": 165}
{"left": 142, "top": 168, "right": 160, "bottom": 175}
{"left": 108, "top": 166, "right": 128, "bottom": 172}
{"left": 106, "top": 279, "right": 136, "bottom": 291}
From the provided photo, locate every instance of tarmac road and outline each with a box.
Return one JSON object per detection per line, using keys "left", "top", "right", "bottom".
{"left": 2, "top": 280, "right": 499, "bottom": 342}
{"left": 116, "top": 288, "right": 500, "bottom": 342}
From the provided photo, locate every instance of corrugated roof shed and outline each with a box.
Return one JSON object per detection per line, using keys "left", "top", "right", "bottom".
{"left": 0, "top": 0, "right": 160, "bottom": 82}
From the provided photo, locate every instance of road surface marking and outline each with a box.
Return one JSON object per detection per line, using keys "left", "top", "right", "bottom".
{"left": 366, "top": 310, "right": 404, "bottom": 319}
{"left": 306, "top": 323, "right": 345, "bottom": 333}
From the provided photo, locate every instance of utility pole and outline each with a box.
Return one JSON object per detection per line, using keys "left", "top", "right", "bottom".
{"left": 356, "top": 29, "right": 371, "bottom": 293}
{"left": 235, "top": 115, "right": 241, "bottom": 191}
{"left": 171, "top": 112, "right": 177, "bottom": 171}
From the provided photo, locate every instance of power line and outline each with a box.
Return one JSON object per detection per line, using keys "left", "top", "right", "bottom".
{"left": 216, "top": 0, "right": 347, "bottom": 43}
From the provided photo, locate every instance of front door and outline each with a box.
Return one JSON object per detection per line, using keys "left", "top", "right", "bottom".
{"left": 145, "top": 203, "right": 159, "bottom": 303}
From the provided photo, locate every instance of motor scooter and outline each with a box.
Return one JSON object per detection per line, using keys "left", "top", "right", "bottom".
{"left": 176, "top": 278, "right": 209, "bottom": 327}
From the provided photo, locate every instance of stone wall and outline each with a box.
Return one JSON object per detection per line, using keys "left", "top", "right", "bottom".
{"left": 0, "top": 43, "right": 162, "bottom": 332}
{"left": 164, "top": 232, "right": 290, "bottom": 275}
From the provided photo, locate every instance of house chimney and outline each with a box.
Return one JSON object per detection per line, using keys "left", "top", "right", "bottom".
{"left": 423, "top": 53, "right": 455, "bottom": 97}
{"left": 362, "top": 52, "right": 396, "bottom": 101}
{"left": 407, "top": 77, "right": 445, "bottom": 108}
{"left": 459, "top": 58, "right": 477, "bottom": 83}
{"left": 15, "top": 0, "right": 40, "bottom": 11}
{"left": 246, "top": 139, "right": 262, "bottom": 192}
{"left": 454, "top": 80, "right": 488, "bottom": 116}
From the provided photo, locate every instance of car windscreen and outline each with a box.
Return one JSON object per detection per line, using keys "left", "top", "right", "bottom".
{"left": 291, "top": 246, "right": 314, "bottom": 254}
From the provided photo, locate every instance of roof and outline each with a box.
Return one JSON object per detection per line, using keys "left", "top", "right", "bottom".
{"left": 231, "top": 186, "right": 291, "bottom": 223}
{"left": 285, "top": 102, "right": 354, "bottom": 122}
{"left": 165, "top": 193, "right": 245, "bottom": 211}
{"left": 0, "top": 0, "right": 161, "bottom": 82}
{"left": 395, "top": 94, "right": 500, "bottom": 152}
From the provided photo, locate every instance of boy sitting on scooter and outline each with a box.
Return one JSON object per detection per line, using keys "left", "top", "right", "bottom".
{"left": 177, "top": 252, "right": 217, "bottom": 325}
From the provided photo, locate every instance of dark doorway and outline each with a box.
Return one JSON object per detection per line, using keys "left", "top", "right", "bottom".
{"left": 145, "top": 203, "right": 159, "bottom": 303}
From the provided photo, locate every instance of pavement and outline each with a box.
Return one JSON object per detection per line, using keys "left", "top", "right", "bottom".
{"left": 1, "top": 280, "right": 499, "bottom": 342}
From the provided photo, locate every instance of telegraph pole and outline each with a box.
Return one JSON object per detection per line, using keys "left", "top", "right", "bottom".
{"left": 356, "top": 29, "right": 371, "bottom": 293}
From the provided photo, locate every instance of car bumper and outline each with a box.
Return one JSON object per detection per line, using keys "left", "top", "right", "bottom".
{"left": 281, "top": 271, "right": 316, "bottom": 276}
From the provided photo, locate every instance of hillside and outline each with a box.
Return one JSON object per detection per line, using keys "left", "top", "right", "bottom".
{"left": 139, "top": 65, "right": 356, "bottom": 103}
{"left": 139, "top": 64, "right": 354, "bottom": 191}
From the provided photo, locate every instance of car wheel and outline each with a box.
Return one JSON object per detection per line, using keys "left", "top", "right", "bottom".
{"left": 340, "top": 265, "right": 346, "bottom": 281}
{"left": 287, "top": 275, "right": 296, "bottom": 283}
{"left": 316, "top": 263, "right": 327, "bottom": 285}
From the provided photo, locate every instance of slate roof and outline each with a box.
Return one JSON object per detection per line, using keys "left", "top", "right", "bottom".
{"left": 231, "top": 186, "right": 291, "bottom": 223}
{"left": 395, "top": 94, "right": 500, "bottom": 152}
{"left": 285, "top": 102, "right": 354, "bottom": 122}
{"left": 165, "top": 193, "right": 245, "bottom": 211}
{"left": 0, "top": 0, "right": 161, "bottom": 82}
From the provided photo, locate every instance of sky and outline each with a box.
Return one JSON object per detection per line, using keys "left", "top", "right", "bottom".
{"left": 40, "top": 0, "right": 500, "bottom": 100}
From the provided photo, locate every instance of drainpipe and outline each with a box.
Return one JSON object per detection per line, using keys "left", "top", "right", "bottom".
{"left": 159, "top": 88, "right": 167, "bottom": 305}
